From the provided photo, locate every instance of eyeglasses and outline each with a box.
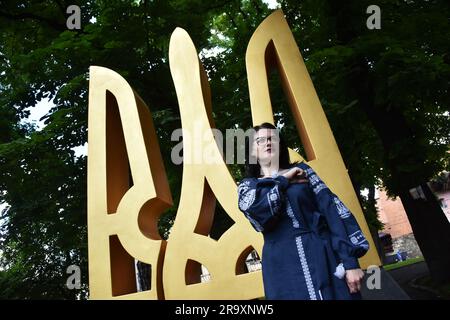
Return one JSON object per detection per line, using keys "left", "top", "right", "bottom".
{"left": 254, "top": 135, "right": 279, "bottom": 146}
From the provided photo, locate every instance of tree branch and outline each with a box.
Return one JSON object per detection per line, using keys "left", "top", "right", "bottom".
{"left": 0, "top": 10, "right": 66, "bottom": 32}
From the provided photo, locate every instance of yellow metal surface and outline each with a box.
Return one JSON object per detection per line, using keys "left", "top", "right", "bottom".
{"left": 87, "top": 9, "right": 380, "bottom": 300}
{"left": 87, "top": 66, "right": 172, "bottom": 299}
{"left": 246, "top": 10, "right": 381, "bottom": 268}
{"left": 162, "top": 28, "right": 264, "bottom": 299}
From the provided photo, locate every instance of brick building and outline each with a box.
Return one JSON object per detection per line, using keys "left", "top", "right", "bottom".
{"left": 376, "top": 179, "right": 450, "bottom": 260}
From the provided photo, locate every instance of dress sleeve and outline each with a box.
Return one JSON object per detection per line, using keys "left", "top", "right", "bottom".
{"left": 237, "top": 176, "right": 289, "bottom": 233}
{"left": 301, "top": 163, "right": 370, "bottom": 270}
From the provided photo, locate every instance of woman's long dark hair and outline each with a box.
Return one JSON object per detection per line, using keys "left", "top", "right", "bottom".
{"left": 244, "top": 122, "right": 298, "bottom": 178}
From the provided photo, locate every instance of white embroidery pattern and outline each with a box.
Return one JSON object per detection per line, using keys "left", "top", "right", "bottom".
{"left": 285, "top": 198, "right": 300, "bottom": 228}
{"left": 318, "top": 290, "right": 323, "bottom": 300}
{"left": 348, "top": 230, "right": 368, "bottom": 246}
{"left": 267, "top": 186, "right": 281, "bottom": 216}
{"left": 295, "top": 236, "right": 317, "bottom": 300}
{"left": 333, "top": 196, "right": 351, "bottom": 219}
{"left": 238, "top": 179, "right": 251, "bottom": 194}
{"left": 238, "top": 180, "right": 256, "bottom": 211}
{"left": 305, "top": 168, "right": 327, "bottom": 194}
{"left": 244, "top": 212, "right": 263, "bottom": 232}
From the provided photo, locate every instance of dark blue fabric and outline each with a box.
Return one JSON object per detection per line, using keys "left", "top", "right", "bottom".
{"left": 237, "top": 161, "right": 369, "bottom": 300}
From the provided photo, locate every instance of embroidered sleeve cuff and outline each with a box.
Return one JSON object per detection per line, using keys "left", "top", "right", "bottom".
{"left": 342, "top": 257, "right": 360, "bottom": 270}
{"left": 274, "top": 175, "right": 289, "bottom": 190}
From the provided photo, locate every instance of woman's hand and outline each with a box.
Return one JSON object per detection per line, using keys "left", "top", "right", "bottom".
{"left": 345, "top": 268, "right": 365, "bottom": 293}
{"left": 282, "top": 167, "right": 308, "bottom": 183}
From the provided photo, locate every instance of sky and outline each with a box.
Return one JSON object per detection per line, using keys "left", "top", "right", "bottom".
{"left": 263, "top": 0, "right": 280, "bottom": 9}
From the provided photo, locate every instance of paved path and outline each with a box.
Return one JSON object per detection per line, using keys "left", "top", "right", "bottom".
{"left": 387, "top": 261, "right": 445, "bottom": 300}
{"left": 360, "top": 261, "right": 448, "bottom": 300}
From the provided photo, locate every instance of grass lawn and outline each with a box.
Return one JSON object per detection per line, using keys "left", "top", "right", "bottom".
{"left": 383, "top": 257, "right": 425, "bottom": 271}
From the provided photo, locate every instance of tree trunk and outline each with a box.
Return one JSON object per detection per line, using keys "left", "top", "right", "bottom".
{"left": 328, "top": 0, "right": 450, "bottom": 282}
{"left": 399, "top": 183, "right": 450, "bottom": 282}
{"left": 351, "top": 56, "right": 450, "bottom": 282}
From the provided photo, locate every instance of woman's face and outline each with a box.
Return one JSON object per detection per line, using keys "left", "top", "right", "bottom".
{"left": 251, "top": 128, "right": 280, "bottom": 165}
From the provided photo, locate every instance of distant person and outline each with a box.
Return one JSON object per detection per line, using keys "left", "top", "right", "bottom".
{"left": 237, "top": 122, "right": 369, "bottom": 300}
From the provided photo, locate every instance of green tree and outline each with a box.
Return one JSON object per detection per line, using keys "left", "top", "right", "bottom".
{"left": 204, "top": 0, "right": 450, "bottom": 280}
{"left": 0, "top": 0, "right": 236, "bottom": 298}
{"left": 279, "top": 0, "right": 450, "bottom": 280}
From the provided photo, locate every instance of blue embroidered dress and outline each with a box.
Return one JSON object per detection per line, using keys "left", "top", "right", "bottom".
{"left": 237, "top": 162, "right": 369, "bottom": 300}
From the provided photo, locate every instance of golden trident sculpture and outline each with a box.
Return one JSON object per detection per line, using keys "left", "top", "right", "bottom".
{"left": 87, "top": 10, "right": 381, "bottom": 300}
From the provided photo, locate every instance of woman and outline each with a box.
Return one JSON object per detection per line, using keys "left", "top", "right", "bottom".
{"left": 237, "top": 122, "right": 369, "bottom": 300}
